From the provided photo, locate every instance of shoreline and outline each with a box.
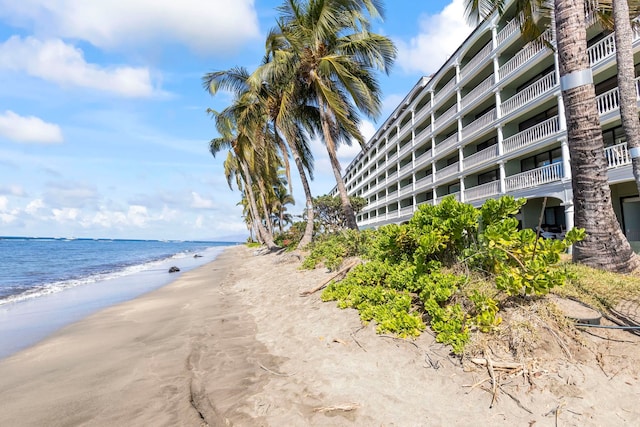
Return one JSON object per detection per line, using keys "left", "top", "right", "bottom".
{"left": 0, "top": 245, "right": 228, "bottom": 359}
{"left": 2, "top": 245, "right": 639, "bottom": 426}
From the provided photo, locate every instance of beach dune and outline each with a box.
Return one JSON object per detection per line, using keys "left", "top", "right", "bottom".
{"left": 2, "top": 245, "right": 640, "bottom": 426}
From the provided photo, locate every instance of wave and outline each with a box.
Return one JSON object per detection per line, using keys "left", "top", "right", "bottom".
{"left": 0, "top": 246, "right": 223, "bottom": 306}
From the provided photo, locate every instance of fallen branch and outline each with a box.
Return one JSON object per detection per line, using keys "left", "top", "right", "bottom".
{"left": 486, "top": 353, "right": 498, "bottom": 408}
{"left": 470, "top": 358, "right": 523, "bottom": 370}
{"left": 313, "top": 403, "right": 360, "bottom": 413}
{"left": 351, "top": 326, "right": 367, "bottom": 352}
{"left": 258, "top": 362, "right": 295, "bottom": 377}
{"left": 299, "top": 259, "right": 361, "bottom": 296}
{"left": 500, "top": 385, "right": 533, "bottom": 414}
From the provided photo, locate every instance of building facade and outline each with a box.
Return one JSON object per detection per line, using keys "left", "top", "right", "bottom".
{"left": 338, "top": 1, "right": 640, "bottom": 245}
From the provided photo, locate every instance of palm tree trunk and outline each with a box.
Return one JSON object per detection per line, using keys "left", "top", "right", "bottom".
{"left": 240, "top": 160, "right": 278, "bottom": 250}
{"left": 613, "top": 0, "right": 640, "bottom": 197}
{"left": 288, "top": 141, "right": 315, "bottom": 248}
{"left": 554, "top": 0, "right": 640, "bottom": 272}
{"left": 317, "top": 96, "right": 359, "bottom": 230}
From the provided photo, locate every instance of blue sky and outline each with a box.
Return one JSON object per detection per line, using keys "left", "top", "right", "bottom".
{"left": 0, "top": 0, "right": 473, "bottom": 241}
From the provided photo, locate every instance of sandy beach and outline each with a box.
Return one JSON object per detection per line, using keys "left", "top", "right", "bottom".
{"left": 1, "top": 245, "right": 640, "bottom": 426}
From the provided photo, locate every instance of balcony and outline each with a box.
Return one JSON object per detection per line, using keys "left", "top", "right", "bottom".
{"left": 505, "top": 163, "right": 564, "bottom": 192}
{"left": 496, "top": 13, "right": 522, "bottom": 46}
{"left": 461, "top": 108, "right": 496, "bottom": 139}
{"left": 434, "top": 103, "right": 458, "bottom": 131}
{"left": 460, "top": 42, "right": 493, "bottom": 80}
{"left": 498, "top": 31, "right": 552, "bottom": 81}
{"left": 435, "top": 191, "right": 461, "bottom": 204}
{"left": 415, "top": 174, "right": 433, "bottom": 190}
{"left": 434, "top": 77, "right": 457, "bottom": 105}
{"left": 415, "top": 125, "right": 433, "bottom": 144}
{"left": 502, "top": 116, "right": 560, "bottom": 154}
{"left": 436, "top": 162, "right": 459, "bottom": 180}
{"left": 399, "top": 205, "right": 415, "bottom": 218}
{"left": 414, "top": 104, "right": 431, "bottom": 125}
{"left": 434, "top": 133, "right": 459, "bottom": 156}
{"left": 501, "top": 71, "right": 557, "bottom": 116}
{"left": 463, "top": 144, "right": 499, "bottom": 169}
{"left": 398, "top": 142, "right": 413, "bottom": 158}
{"left": 465, "top": 180, "right": 500, "bottom": 202}
{"left": 588, "top": 32, "right": 616, "bottom": 67}
{"left": 415, "top": 149, "right": 433, "bottom": 169}
{"left": 461, "top": 75, "right": 494, "bottom": 109}
{"left": 605, "top": 142, "right": 631, "bottom": 169}
{"left": 596, "top": 77, "right": 640, "bottom": 116}
{"left": 399, "top": 184, "right": 414, "bottom": 197}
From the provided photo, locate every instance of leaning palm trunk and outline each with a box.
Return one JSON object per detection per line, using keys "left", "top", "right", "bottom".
{"left": 318, "top": 96, "right": 358, "bottom": 230}
{"left": 289, "top": 143, "right": 315, "bottom": 248}
{"left": 555, "top": 0, "right": 640, "bottom": 272}
{"left": 240, "top": 160, "right": 278, "bottom": 250}
{"left": 613, "top": 0, "right": 640, "bottom": 196}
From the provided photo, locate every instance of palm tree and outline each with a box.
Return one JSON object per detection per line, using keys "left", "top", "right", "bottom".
{"left": 265, "top": 0, "right": 397, "bottom": 230}
{"left": 211, "top": 111, "right": 279, "bottom": 251}
{"left": 204, "top": 66, "right": 318, "bottom": 249}
{"left": 465, "top": 0, "right": 640, "bottom": 272}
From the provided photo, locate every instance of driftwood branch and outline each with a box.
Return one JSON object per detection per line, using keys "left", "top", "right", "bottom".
{"left": 299, "top": 259, "right": 361, "bottom": 296}
{"left": 313, "top": 403, "right": 360, "bottom": 413}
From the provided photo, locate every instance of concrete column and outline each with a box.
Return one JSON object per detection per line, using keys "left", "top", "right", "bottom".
{"left": 563, "top": 201, "right": 575, "bottom": 254}
{"left": 498, "top": 161, "right": 506, "bottom": 194}
{"left": 561, "top": 138, "right": 571, "bottom": 179}
{"left": 557, "top": 94, "right": 567, "bottom": 131}
{"left": 459, "top": 178, "right": 466, "bottom": 203}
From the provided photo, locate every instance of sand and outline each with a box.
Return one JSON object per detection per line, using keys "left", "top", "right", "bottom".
{"left": 1, "top": 245, "right": 640, "bottom": 426}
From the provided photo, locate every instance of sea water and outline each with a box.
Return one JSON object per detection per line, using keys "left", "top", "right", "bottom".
{"left": 0, "top": 237, "right": 235, "bottom": 358}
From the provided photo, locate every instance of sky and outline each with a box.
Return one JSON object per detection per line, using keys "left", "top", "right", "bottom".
{"left": 0, "top": 0, "right": 474, "bottom": 241}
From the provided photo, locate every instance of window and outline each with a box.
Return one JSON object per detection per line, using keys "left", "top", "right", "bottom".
{"left": 518, "top": 106, "right": 558, "bottom": 132}
{"left": 516, "top": 65, "right": 554, "bottom": 92}
{"left": 478, "top": 169, "right": 499, "bottom": 185}
{"left": 602, "top": 125, "right": 625, "bottom": 148}
{"left": 476, "top": 137, "right": 497, "bottom": 152}
{"left": 448, "top": 183, "right": 461, "bottom": 193}
{"left": 521, "top": 148, "right": 562, "bottom": 171}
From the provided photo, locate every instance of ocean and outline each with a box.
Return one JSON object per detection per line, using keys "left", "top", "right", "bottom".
{"left": 0, "top": 237, "right": 235, "bottom": 358}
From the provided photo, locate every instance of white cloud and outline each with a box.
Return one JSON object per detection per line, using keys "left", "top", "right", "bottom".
{"left": 190, "top": 191, "right": 215, "bottom": 209}
{"left": 0, "top": 36, "right": 156, "bottom": 97}
{"left": 0, "top": 195, "right": 8, "bottom": 211}
{"left": 25, "top": 199, "right": 45, "bottom": 215}
{"left": 0, "top": 0, "right": 260, "bottom": 54}
{"left": 51, "top": 207, "right": 80, "bottom": 222}
{"left": 0, "top": 110, "right": 63, "bottom": 144}
{"left": 395, "top": 0, "right": 474, "bottom": 75}
{"left": 0, "top": 184, "right": 26, "bottom": 196}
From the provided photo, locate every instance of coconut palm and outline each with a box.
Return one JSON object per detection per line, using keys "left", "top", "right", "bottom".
{"left": 465, "top": 0, "right": 640, "bottom": 272}
{"left": 204, "top": 66, "right": 318, "bottom": 249}
{"left": 264, "top": 0, "right": 397, "bottom": 230}
{"left": 210, "top": 110, "right": 279, "bottom": 251}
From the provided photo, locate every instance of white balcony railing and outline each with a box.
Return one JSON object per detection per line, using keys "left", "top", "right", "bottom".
{"left": 588, "top": 32, "right": 616, "bottom": 67}
{"left": 461, "top": 74, "right": 494, "bottom": 109}
{"left": 435, "top": 103, "right": 458, "bottom": 130}
{"left": 434, "top": 133, "right": 459, "bottom": 155}
{"left": 596, "top": 77, "right": 640, "bottom": 116}
{"left": 399, "top": 206, "right": 415, "bottom": 217}
{"left": 505, "top": 163, "right": 564, "bottom": 192}
{"left": 434, "top": 77, "right": 457, "bottom": 104}
{"left": 415, "top": 125, "right": 433, "bottom": 144}
{"left": 462, "top": 108, "right": 496, "bottom": 139}
{"left": 605, "top": 142, "right": 631, "bottom": 169}
{"left": 463, "top": 144, "right": 499, "bottom": 169}
{"left": 460, "top": 42, "right": 493, "bottom": 79}
{"left": 399, "top": 142, "right": 413, "bottom": 158}
{"left": 465, "top": 180, "right": 500, "bottom": 202}
{"left": 435, "top": 191, "right": 461, "bottom": 204}
{"left": 498, "top": 30, "right": 552, "bottom": 81}
{"left": 414, "top": 104, "right": 431, "bottom": 125}
{"left": 399, "top": 184, "right": 414, "bottom": 197}
{"left": 501, "top": 72, "right": 557, "bottom": 116}
{"left": 503, "top": 116, "right": 559, "bottom": 154}
{"left": 496, "top": 13, "right": 522, "bottom": 46}
{"left": 415, "top": 174, "right": 433, "bottom": 189}
{"left": 436, "top": 162, "right": 459, "bottom": 180}
{"left": 415, "top": 149, "right": 433, "bottom": 168}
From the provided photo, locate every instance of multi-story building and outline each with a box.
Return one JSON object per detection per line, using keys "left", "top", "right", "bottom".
{"left": 337, "top": 1, "right": 640, "bottom": 247}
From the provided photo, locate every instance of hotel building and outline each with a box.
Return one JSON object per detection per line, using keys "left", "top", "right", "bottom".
{"left": 337, "top": 1, "right": 640, "bottom": 245}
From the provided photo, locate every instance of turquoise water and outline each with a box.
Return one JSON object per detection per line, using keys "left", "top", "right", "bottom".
{"left": 0, "top": 237, "right": 236, "bottom": 358}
